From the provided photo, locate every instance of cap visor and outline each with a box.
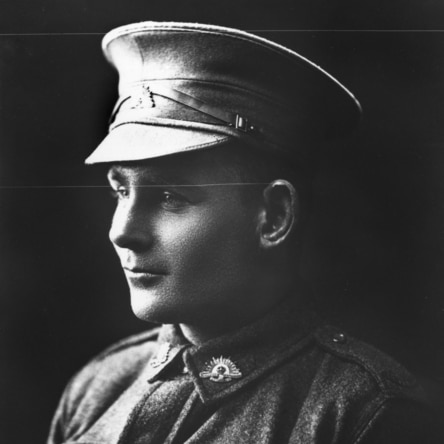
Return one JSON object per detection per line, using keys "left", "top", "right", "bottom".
{"left": 85, "top": 123, "right": 232, "bottom": 164}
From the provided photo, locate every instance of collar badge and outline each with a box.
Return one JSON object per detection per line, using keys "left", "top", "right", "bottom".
{"left": 199, "top": 356, "right": 243, "bottom": 383}
{"left": 150, "top": 343, "right": 171, "bottom": 368}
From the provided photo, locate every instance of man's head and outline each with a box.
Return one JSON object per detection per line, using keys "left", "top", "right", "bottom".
{"left": 107, "top": 143, "right": 302, "bottom": 333}
{"left": 85, "top": 22, "right": 361, "bottom": 335}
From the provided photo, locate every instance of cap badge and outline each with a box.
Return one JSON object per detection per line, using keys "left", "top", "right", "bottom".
{"left": 150, "top": 343, "right": 171, "bottom": 368}
{"left": 130, "top": 85, "right": 156, "bottom": 110}
{"left": 199, "top": 356, "right": 242, "bottom": 383}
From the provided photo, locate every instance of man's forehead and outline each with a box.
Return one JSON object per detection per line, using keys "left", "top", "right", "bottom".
{"left": 107, "top": 163, "right": 187, "bottom": 185}
{"left": 106, "top": 158, "right": 244, "bottom": 187}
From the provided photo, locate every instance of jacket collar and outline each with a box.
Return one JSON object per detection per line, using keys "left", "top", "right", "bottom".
{"left": 145, "top": 295, "right": 319, "bottom": 404}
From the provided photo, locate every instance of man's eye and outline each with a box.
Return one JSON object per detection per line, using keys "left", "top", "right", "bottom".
{"left": 110, "top": 186, "right": 129, "bottom": 200}
{"left": 161, "top": 191, "right": 187, "bottom": 208}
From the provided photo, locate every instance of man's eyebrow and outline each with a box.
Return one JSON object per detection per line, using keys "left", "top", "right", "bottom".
{"left": 107, "top": 166, "right": 125, "bottom": 182}
{"left": 106, "top": 166, "right": 267, "bottom": 187}
{"left": 106, "top": 167, "right": 193, "bottom": 187}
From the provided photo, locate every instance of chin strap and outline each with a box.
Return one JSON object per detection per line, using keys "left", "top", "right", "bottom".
{"left": 109, "top": 84, "right": 257, "bottom": 134}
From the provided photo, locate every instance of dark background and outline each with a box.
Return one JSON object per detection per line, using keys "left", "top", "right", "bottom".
{"left": 1, "top": 1, "right": 444, "bottom": 442}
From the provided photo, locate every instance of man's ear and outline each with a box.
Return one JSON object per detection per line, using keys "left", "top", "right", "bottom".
{"left": 258, "top": 179, "right": 299, "bottom": 249}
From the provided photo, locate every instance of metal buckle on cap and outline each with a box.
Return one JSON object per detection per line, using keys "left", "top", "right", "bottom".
{"left": 235, "top": 115, "right": 252, "bottom": 132}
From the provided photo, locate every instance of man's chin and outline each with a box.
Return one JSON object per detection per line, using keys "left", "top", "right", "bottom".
{"left": 129, "top": 288, "right": 180, "bottom": 324}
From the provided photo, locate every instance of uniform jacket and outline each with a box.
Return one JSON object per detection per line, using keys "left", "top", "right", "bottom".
{"left": 48, "top": 297, "right": 438, "bottom": 443}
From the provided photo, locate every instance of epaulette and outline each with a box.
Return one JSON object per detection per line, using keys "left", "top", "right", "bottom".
{"left": 314, "top": 325, "right": 418, "bottom": 391}
{"left": 93, "top": 326, "right": 161, "bottom": 363}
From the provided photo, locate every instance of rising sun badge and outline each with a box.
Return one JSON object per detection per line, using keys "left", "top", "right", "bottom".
{"left": 130, "top": 84, "right": 156, "bottom": 110}
{"left": 199, "top": 356, "right": 243, "bottom": 383}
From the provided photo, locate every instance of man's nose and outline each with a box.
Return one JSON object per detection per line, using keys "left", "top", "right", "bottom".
{"left": 109, "top": 200, "right": 153, "bottom": 251}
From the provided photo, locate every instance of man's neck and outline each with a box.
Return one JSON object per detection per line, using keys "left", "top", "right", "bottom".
{"left": 178, "top": 294, "right": 289, "bottom": 346}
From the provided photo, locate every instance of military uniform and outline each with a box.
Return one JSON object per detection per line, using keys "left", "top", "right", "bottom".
{"left": 48, "top": 296, "right": 436, "bottom": 444}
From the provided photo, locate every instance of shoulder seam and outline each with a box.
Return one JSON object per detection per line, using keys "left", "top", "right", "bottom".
{"left": 317, "top": 340, "right": 387, "bottom": 391}
{"left": 351, "top": 396, "right": 388, "bottom": 443}
{"left": 351, "top": 396, "right": 427, "bottom": 443}
{"left": 314, "top": 326, "right": 417, "bottom": 391}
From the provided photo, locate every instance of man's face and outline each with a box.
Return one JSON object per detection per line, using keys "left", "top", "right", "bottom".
{"left": 107, "top": 151, "right": 265, "bottom": 329}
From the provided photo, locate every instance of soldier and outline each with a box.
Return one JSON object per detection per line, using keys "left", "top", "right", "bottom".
{"left": 48, "top": 22, "right": 439, "bottom": 443}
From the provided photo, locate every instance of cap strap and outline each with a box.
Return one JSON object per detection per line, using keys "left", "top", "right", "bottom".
{"left": 152, "top": 86, "right": 256, "bottom": 133}
{"left": 110, "top": 85, "right": 257, "bottom": 134}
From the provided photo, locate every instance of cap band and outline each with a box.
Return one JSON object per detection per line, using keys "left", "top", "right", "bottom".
{"left": 110, "top": 84, "right": 256, "bottom": 133}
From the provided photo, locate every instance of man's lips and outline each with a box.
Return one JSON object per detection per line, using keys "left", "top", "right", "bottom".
{"left": 123, "top": 267, "right": 166, "bottom": 288}
{"left": 123, "top": 267, "right": 166, "bottom": 276}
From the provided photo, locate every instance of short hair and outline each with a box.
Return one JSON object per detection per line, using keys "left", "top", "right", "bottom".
{"left": 201, "top": 142, "right": 313, "bottom": 218}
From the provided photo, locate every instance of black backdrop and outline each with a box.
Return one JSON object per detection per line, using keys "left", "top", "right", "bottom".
{"left": 1, "top": 2, "right": 444, "bottom": 443}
